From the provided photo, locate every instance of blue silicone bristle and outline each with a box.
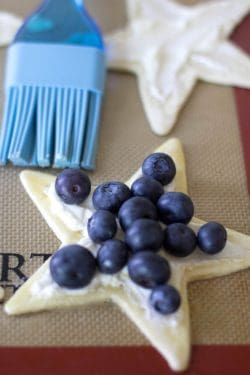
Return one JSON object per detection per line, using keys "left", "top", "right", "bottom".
{"left": 8, "top": 86, "right": 37, "bottom": 166}
{"left": 37, "top": 86, "right": 56, "bottom": 167}
{"left": 81, "top": 92, "right": 103, "bottom": 170}
{"left": 0, "top": 0, "right": 106, "bottom": 169}
{"left": 70, "top": 89, "right": 89, "bottom": 167}
{"left": 54, "top": 87, "right": 75, "bottom": 168}
{"left": 0, "top": 88, "right": 18, "bottom": 164}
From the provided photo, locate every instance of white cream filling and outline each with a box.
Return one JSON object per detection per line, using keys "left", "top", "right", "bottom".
{"left": 108, "top": 2, "right": 250, "bottom": 101}
{"left": 40, "top": 175, "right": 246, "bottom": 325}
{"left": 46, "top": 183, "right": 95, "bottom": 234}
{"left": 31, "top": 243, "right": 180, "bottom": 326}
{"left": 45, "top": 178, "right": 175, "bottom": 234}
{"left": 35, "top": 178, "right": 181, "bottom": 324}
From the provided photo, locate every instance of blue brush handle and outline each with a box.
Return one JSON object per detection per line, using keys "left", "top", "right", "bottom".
{"left": 14, "top": 0, "right": 104, "bottom": 49}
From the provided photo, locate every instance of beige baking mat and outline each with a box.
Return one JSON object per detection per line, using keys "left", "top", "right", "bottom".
{"left": 0, "top": 0, "right": 249, "bottom": 346}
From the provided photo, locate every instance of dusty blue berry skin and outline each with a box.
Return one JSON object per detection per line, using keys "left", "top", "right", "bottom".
{"left": 128, "top": 251, "right": 171, "bottom": 289}
{"left": 55, "top": 169, "right": 91, "bottom": 205}
{"left": 163, "top": 223, "right": 197, "bottom": 257}
{"left": 125, "top": 219, "right": 164, "bottom": 253}
{"left": 198, "top": 221, "right": 227, "bottom": 255}
{"left": 50, "top": 245, "right": 96, "bottom": 289}
{"left": 97, "top": 240, "right": 129, "bottom": 274}
{"left": 150, "top": 285, "right": 181, "bottom": 315}
{"left": 157, "top": 192, "right": 194, "bottom": 225}
{"left": 118, "top": 197, "right": 158, "bottom": 231}
{"left": 92, "top": 181, "right": 131, "bottom": 213}
{"left": 131, "top": 176, "right": 164, "bottom": 203}
{"left": 87, "top": 210, "right": 117, "bottom": 243}
{"left": 142, "top": 153, "right": 176, "bottom": 185}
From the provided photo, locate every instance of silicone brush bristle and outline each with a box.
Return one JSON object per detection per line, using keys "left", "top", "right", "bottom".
{"left": 70, "top": 89, "right": 89, "bottom": 168}
{"left": 37, "top": 86, "right": 56, "bottom": 167}
{"left": 82, "top": 92, "right": 103, "bottom": 170}
{"left": 8, "top": 86, "right": 37, "bottom": 166}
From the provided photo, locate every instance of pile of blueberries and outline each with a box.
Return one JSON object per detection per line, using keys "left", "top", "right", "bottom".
{"left": 50, "top": 152, "right": 227, "bottom": 315}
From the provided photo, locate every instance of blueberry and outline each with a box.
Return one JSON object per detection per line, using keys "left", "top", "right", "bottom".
{"left": 55, "top": 169, "right": 91, "bottom": 205}
{"left": 128, "top": 252, "right": 171, "bottom": 289}
{"left": 163, "top": 223, "right": 197, "bottom": 257}
{"left": 97, "top": 239, "right": 129, "bottom": 274}
{"left": 125, "top": 219, "right": 163, "bottom": 253}
{"left": 142, "top": 153, "right": 176, "bottom": 185}
{"left": 157, "top": 192, "right": 194, "bottom": 224}
{"left": 150, "top": 285, "right": 181, "bottom": 315}
{"left": 118, "top": 197, "right": 158, "bottom": 231}
{"left": 131, "top": 176, "right": 164, "bottom": 203}
{"left": 93, "top": 181, "right": 131, "bottom": 213}
{"left": 197, "top": 221, "right": 227, "bottom": 255}
{"left": 87, "top": 210, "right": 117, "bottom": 243}
{"left": 50, "top": 244, "right": 96, "bottom": 288}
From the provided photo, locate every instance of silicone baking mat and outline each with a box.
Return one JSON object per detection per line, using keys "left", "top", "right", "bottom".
{"left": 0, "top": 1, "right": 249, "bottom": 374}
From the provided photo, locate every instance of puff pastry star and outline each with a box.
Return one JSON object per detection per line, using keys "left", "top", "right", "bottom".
{"left": 5, "top": 139, "right": 250, "bottom": 372}
{"left": 0, "top": 12, "right": 22, "bottom": 47}
{"left": 106, "top": 0, "right": 250, "bottom": 135}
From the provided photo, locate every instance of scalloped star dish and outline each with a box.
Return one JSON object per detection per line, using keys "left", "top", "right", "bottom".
{"left": 106, "top": 0, "right": 250, "bottom": 135}
{"left": 4, "top": 138, "right": 250, "bottom": 372}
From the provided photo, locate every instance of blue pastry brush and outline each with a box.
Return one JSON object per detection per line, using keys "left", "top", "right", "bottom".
{"left": 0, "top": 0, "right": 106, "bottom": 169}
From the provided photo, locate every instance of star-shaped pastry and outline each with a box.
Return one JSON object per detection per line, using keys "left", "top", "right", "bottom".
{"left": 4, "top": 138, "right": 250, "bottom": 372}
{"left": 106, "top": 0, "right": 250, "bottom": 135}
{"left": 0, "top": 12, "right": 22, "bottom": 47}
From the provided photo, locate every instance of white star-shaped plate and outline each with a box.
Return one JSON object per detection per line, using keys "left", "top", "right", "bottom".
{"left": 106, "top": 0, "right": 250, "bottom": 135}
{"left": 4, "top": 138, "right": 250, "bottom": 372}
